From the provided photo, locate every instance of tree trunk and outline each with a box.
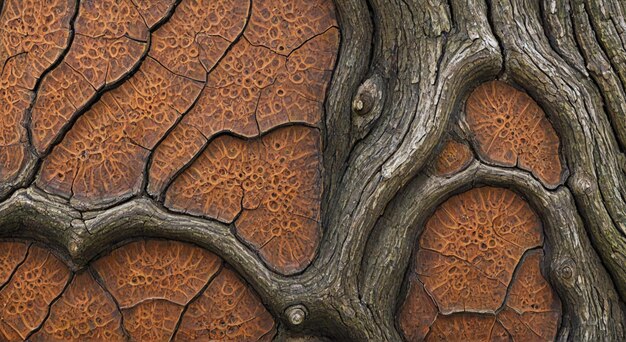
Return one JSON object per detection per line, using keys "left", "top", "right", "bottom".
{"left": 1, "top": 0, "right": 625, "bottom": 341}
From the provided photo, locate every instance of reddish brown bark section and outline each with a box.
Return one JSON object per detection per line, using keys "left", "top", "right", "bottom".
{"left": 0, "top": 0, "right": 74, "bottom": 183}
{"left": 37, "top": 58, "right": 203, "bottom": 206}
{"left": 92, "top": 239, "right": 221, "bottom": 308}
{"left": 122, "top": 300, "right": 183, "bottom": 341}
{"left": 0, "top": 240, "right": 275, "bottom": 341}
{"left": 0, "top": 242, "right": 28, "bottom": 287}
{"left": 32, "top": 272, "right": 126, "bottom": 341}
{"left": 433, "top": 140, "right": 473, "bottom": 176}
{"left": 397, "top": 277, "right": 438, "bottom": 341}
{"left": 149, "top": 0, "right": 249, "bottom": 82}
{"left": 148, "top": 21, "right": 339, "bottom": 198}
{"left": 498, "top": 251, "right": 561, "bottom": 341}
{"left": 19, "top": 0, "right": 337, "bottom": 273}
{"left": 175, "top": 267, "right": 276, "bottom": 341}
{"left": 418, "top": 187, "right": 543, "bottom": 313}
{"left": 30, "top": 0, "right": 179, "bottom": 155}
{"left": 0, "top": 246, "right": 71, "bottom": 340}
{"left": 398, "top": 187, "right": 561, "bottom": 341}
{"left": 166, "top": 126, "right": 321, "bottom": 274}
{"left": 466, "top": 81, "right": 563, "bottom": 187}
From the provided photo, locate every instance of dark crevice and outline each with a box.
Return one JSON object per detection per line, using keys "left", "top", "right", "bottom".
{"left": 0, "top": 241, "right": 31, "bottom": 292}
{"left": 485, "top": 0, "right": 506, "bottom": 78}
{"left": 88, "top": 266, "right": 132, "bottom": 340}
{"left": 169, "top": 261, "right": 224, "bottom": 342}
{"left": 33, "top": 0, "right": 184, "bottom": 162}
{"left": 144, "top": 0, "right": 253, "bottom": 200}
{"left": 24, "top": 271, "right": 75, "bottom": 340}
{"left": 158, "top": 122, "right": 321, "bottom": 203}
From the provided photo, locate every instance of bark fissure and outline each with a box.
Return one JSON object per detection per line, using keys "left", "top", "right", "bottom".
{"left": 1, "top": 0, "right": 626, "bottom": 340}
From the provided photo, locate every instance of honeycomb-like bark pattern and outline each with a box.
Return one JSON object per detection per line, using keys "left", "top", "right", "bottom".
{"left": 149, "top": 0, "right": 249, "bottom": 81}
{"left": 398, "top": 187, "right": 561, "bottom": 341}
{"left": 0, "top": 246, "right": 71, "bottom": 341}
{"left": 0, "top": 0, "right": 74, "bottom": 90}
{"left": 0, "top": 241, "right": 29, "bottom": 287}
{"left": 0, "top": 239, "right": 276, "bottom": 341}
{"left": 418, "top": 187, "right": 542, "bottom": 313}
{"left": 466, "top": 81, "right": 563, "bottom": 187}
{"left": 245, "top": 0, "right": 337, "bottom": 55}
{"left": 165, "top": 126, "right": 321, "bottom": 274}
{"left": 426, "top": 314, "right": 510, "bottom": 342}
{"left": 30, "top": 0, "right": 180, "bottom": 155}
{"left": 148, "top": 28, "right": 338, "bottom": 196}
{"left": 498, "top": 250, "right": 561, "bottom": 341}
{"left": 92, "top": 239, "right": 221, "bottom": 308}
{"left": 7, "top": 0, "right": 338, "bottom": 276}
{"left": 74, "top": 0, "right": 148, "bottom": 41}
{"left": 122, "top": 300, "right": 183, "bottom": 341}
{"left": 31, "top": 272, "right": 126, "bottom": 341}
{"left": 0, "top": 0, "right": 74, "bottom": 183}
{"left": 433, "top": 139, "right": 473, "bottom": 176}
{"left": 131, "top": 0, "right": 177, "bottom": 28}
{"left": 175, "top": 267, "right": 276, "bottom": 341}
{"left": 37, "top": 58, "right": 203, "bottom": 207}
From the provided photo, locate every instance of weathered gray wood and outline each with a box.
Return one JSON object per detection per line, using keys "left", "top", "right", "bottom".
{"left": 0, "top": 0, "right": 625, "bottom": 341}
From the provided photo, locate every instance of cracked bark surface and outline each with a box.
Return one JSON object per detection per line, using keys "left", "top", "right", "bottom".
{"left": 0, "top": 0, "right": 626, "bottom": 341}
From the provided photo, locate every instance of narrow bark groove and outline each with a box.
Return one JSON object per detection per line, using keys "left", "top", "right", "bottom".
{"left": 0, "top": 0, "right": 625, "bottom": 341}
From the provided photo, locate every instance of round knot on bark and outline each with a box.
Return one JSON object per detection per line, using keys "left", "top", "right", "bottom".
{"left": 352, "top": 76, "right": 382, "bottom": 115}
{"left": 556, "top": 258, "right": 576, "bottom": 284}
{"left": 570, "top": 171, "right": 595, "bottom": 194}
{"left": 68, "top": 240, "right": 80, "bottom": 257}
{"left": 285, "top": 305, "right": 307, "bottom": 326}
{"left": 352, "top": 90, "right": 374, "bottom": 114}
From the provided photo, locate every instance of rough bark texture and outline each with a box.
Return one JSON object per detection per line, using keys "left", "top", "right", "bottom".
{"left": 1, "top": 0, "right": 626, "bottom": 341}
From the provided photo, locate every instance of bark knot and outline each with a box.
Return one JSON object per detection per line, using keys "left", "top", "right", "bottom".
{"left": 556, "top": 258, "right": 576, "bottom": 284}
{"left": 285, "top": 304, "right": 308, "bottom": 326}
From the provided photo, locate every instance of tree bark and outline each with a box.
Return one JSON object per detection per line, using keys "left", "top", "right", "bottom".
{"left": 1, "top": 0, "right": 626, "bottom": 341}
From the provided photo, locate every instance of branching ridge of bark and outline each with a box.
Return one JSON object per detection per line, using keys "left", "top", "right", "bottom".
{"left": 1, "top": 0, "right": 626, "bottom": 341}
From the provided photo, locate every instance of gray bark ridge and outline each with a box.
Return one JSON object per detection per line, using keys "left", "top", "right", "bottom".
{"left": 1, "top": 0, "right": 626, "bottom": 341}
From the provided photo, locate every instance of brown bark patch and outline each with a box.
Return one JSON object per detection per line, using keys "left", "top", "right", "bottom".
{"left": 399, "top": 187, "right": 561, "bottom": 341}
{"left": 37, "top": 58, "right": 203, "bottom": 207}
{"left": 0, "top": 0, "right": 74, "bottom": 183}
{"left": 147, "top": 5, "right": 338, "bottom": 197}
{"left": 165, "top": 126, "right": 321, "bottom": 274}
{"left": 122, "top": 299, "right": 184, "bottom": 341}
{"left": 433, "top": 139, "right": 473, "bottom": 176}
{"left": 426, "top": 314, "right": 506, "bottom": 342}
{"left": 0, "top": 241, "right": 29, "bottom": 288}
{"left": 92, "top": 239, "right": 221, "bottom": 308}
{"left": 0, "top": 239, "right": 276, "bottom": 341}
{"left": 397, "top": 277, "right": 438, "bottom": 341}
{"left": 497, "top": 250, "right": 561, "bottom": 341}
{"left": 149, "top": 0, "right": 249, "bottom": 81}
{"left": 175, "top": 267, "right": 276, "bottom": 341}
{"left": 131, "top": 0, "right": 177, "bottom": 29}
{"left": 0, "top": 246, "right": 70, "bottom": 340}
{"left": 245, "top": 0, "right": 337, "bottom": 55}
{"left": 466, "top": 81, "right": 563, "bottom": 187}
{"left": 32, "top": 272, "right": 126, "bottom": 341}
{"left": 417, "top": 187, "right": 542, "bottom": 313}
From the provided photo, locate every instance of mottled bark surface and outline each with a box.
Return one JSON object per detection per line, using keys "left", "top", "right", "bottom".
{"left": 1, "top": 0, "right": 626, "bottom": 341}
